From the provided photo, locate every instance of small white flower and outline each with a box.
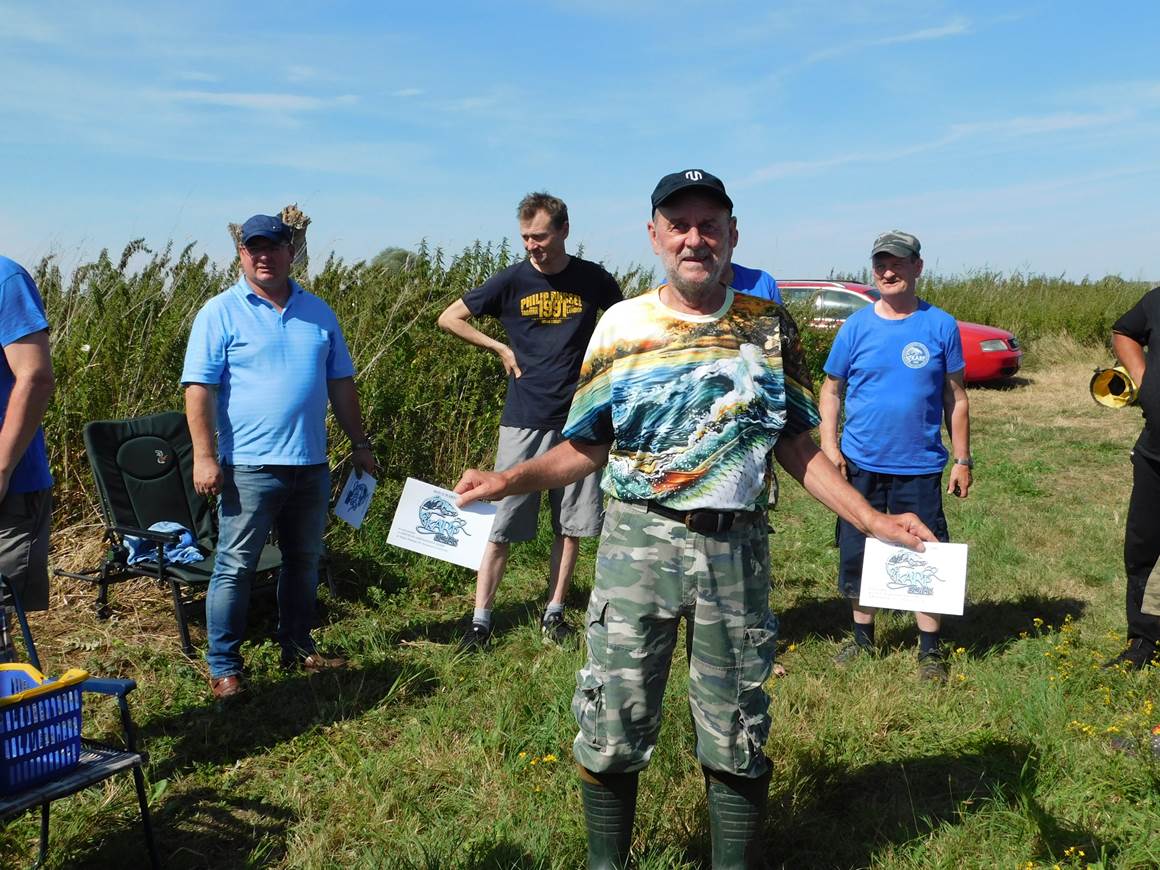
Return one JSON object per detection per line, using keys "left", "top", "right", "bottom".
{"left": 80, "top": 344, "right": 91, "bottom": 353}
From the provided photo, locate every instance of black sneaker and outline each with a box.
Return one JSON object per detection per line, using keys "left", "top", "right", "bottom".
{"left": 458, "top": 622, "right": 491, "bottom": 652}
{"left": 541, "top": 611, "right": 577, "bottom": 648}
{"left": 918, "top": 651, "right": 949, "bottom": 684}
{"left": 1102, "top": 638, "right": 1157, "bottom": 671}
{"left": 834, "top": 637, "right": 873, "bottom": 666}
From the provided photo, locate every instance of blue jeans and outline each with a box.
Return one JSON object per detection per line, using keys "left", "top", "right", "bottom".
{"left": 206, "top": 463, "right": 330, "bottom": 678}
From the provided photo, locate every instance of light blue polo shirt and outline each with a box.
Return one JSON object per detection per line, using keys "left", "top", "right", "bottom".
{"left": 181, "top": 278, "right": 355, "bottom": 465}
{"left": 0, "top": 256, "right": 53, "bottom": 493}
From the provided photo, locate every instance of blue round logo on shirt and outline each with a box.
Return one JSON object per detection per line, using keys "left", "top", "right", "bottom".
{"left": 901, "top": 341, "right": 931, "bottom": 369}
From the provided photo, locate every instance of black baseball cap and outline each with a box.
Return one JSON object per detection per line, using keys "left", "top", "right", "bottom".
{"left": 650, "top": 169, "right": 733, "bottom": 212}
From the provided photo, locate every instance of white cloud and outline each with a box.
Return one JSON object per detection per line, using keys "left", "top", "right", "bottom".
{"left": 392, "top": 88, "right": 424, "bottom": 98}
{"left": 743, "top": 109, "right": 1135, "bottom": 185}
{"left": 174, "top": 71, "right": 220, "bottom": 83}
{"left": 155, "top": 90, "right": 352, "bottom": 113}
{"left": 807, "top": 16, "right": 971, "bottom": 62}
{"left": 0, "top": 5, "right": 62, "bottom": 44}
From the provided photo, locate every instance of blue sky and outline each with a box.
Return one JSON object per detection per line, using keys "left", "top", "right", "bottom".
{"left": 2, "top": 1, "right": 1158, "bottom": 282}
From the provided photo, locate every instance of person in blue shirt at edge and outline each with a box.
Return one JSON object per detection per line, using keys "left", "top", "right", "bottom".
{"left": 0, "top": 256, "right": 55, "bottom": 661}
{"left": 819, "top": 230, "right": 972, "bottom": 684}
{"left": 659, "top": 261, "right": 783, "bottom": 304}
{"left": 182, "top": 215, "right": 375, "bottom": 701}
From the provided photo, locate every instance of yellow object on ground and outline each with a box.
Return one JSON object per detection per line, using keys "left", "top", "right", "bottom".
{"left": 0, "top": 665, "right": 89, "bottom": 707}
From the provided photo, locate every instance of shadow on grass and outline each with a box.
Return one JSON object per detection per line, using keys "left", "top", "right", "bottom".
{"left": 140, "top": 657, "right": 437, "bottom": 781}
{"left": 756, "top": 739, "right": 1112, "bottom": 868}
{"left": 773, "top": 595, "right": 863, "bottom": 645}
{"left": 69, "top": 787, "right": 294, "bottom": 870}
{"left": 949, "top": 595, "right": 1087, "bottom": 655}
{"left": 396, "top": 593, "right": 571, "bottom": 646}
{"left": 969, "top": 375, "right": 1033, "bottom": 391}
{"left": 773, "top": 594, "right": 1087, "bottom": 656}
{"left": 396, "top": 840, "right": 543, "bottom": 869}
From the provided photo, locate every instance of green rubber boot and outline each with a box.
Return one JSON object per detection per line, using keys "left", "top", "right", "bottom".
{"left": 578, "top": 765, "right": 638, "bottom": 870}
{"left": 704, "top": 767, "right": 771, "bottom": 869}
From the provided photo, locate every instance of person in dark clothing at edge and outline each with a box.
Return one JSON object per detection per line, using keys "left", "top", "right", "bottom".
{"left": 1106, "top": 287, "right": 1160, "bottom": 669}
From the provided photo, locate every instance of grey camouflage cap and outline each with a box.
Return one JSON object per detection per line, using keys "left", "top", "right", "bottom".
{"left": 871, "top": 230, "right": 921, "bottom": 258}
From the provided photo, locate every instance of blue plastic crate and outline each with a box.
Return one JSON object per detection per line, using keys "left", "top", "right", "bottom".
{"left": 0, "top": 664, "right": 87, "bottom": 794}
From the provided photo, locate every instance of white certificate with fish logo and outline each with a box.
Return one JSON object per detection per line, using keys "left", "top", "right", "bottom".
{"left": 386, "top": 477, "right": 497, "bottom": 570}
{"left": 858, "top": 539, "right": 968, "bottom": 615}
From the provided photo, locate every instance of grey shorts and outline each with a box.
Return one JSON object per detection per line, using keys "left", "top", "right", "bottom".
{"left": 490, "top": 426, "right": 604, "bottom": 543}
{"left": 0, "top": 487, "right": 52, "bottom": 611}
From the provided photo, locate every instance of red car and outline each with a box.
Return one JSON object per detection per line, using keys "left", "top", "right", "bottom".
{"left": 778, "top": 281, "right": 1022, "bottom": 383}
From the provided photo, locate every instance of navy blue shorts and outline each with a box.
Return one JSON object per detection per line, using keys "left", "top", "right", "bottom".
{"left": 837, "top": 458, "right": 950, "bottom": 599}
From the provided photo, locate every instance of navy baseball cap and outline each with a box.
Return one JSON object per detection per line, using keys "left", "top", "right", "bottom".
{"left": 240, "top": 214, "right": 292, "bottom": 245}
{"left": 650, "top": 169, "right": 733, "bottom": 212}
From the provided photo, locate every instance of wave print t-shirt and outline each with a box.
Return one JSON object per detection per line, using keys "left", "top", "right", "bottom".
{"left": 562, "top": 287, "right": 820, "bottom": 511}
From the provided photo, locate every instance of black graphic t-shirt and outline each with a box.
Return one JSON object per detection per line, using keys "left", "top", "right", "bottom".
{"left": 1113, "top": 286, "right": 1160, "bottom": 461}
{"left": 462, "top": 256, "right": 623, "bottom": 429}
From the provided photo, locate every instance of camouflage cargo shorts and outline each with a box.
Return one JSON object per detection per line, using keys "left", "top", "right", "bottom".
{"left": 571, "top": 499, "right": 778, "bottom": 778}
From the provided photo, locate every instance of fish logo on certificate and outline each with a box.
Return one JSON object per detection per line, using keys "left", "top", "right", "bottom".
{"left": 884, "top": 551, "right": 942, "bottom": 596}
{"left": 387, "top": 478, "right": 497, "bottom": 570}
{"left": 859, "top": 538, "right": 968, "bottom": 616}
{"left": 416, "top": 496, "right": 470, "bottom": 547}
{"left": 345, "top": 479, "right": 371, "bottom": 513}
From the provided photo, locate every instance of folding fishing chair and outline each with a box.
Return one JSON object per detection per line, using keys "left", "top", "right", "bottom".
{"left": 55, "top": 411, "right": 284, "bottom": 657}
{"left": 0, "top": 575, "right": 160, "bottom": 868}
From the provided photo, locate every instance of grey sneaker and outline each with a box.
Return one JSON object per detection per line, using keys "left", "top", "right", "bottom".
{"left": 918, "top": 651, "right": 949, "bottom": 684}
{"left": 541, "top": 611, "right": 577, "bottom": 648}
{"left": 834, "top": 637, "right": 873, "bottom": 665}
{"left": 458, "top": 622, "right": 491, "bottom": 652}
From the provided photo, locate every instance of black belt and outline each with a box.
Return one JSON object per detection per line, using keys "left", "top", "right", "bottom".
{"left": 641, "top": 500, "right": 763, "bottom": 535}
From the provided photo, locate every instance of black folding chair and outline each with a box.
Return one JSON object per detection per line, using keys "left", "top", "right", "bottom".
{"left": 55, "top": 411, "right": 283, "bottom": 656}
{"left": 0, "top": 575, "right": 160, "bottom": 868}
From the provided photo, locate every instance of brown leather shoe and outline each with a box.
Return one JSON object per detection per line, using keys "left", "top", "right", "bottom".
{"left": 301, "top": 652, "right": 347, "bottom": 672}
{"left": 210, "top": 674, "right": 245, "bottom": 700}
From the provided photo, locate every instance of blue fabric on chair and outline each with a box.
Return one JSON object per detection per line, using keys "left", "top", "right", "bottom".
{"left": 124, "top": 521, "right": 203, "bottom": 566}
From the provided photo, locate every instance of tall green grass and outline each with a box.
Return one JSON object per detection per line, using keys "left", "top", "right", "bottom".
{"left": 33, "top": 239, "right": 1151, "bottom": 545}
{"left": 920, "top": 271, "right": 1152, "bottom": 346}
{"left": 5, "top": 238, "right": 1158, "bottom": 867}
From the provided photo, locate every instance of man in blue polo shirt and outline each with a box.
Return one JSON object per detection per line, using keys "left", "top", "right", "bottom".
{"left": 819, "top": 231, "right": 971, "bottom": 684}
{"left": 1, "top": 256, "right": 55, "bottom": 658}
{"left": 182, "top": 215, "right": 375, "bottom": 700}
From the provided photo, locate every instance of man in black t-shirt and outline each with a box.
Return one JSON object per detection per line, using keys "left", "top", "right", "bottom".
{"left": 1107, "top": 287, "right": 1160, "bottom": 669}
{"left": 437, "top": 192, "right": 622, "bottom": 650}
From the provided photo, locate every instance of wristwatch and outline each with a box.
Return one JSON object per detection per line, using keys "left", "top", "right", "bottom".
{"left": 352, "top": 439, "right": 373, "bottom": 452}
{"left": 953, "top": 457, "right": 973, "bottom": 468}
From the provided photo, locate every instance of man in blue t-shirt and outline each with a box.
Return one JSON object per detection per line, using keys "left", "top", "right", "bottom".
{"left": 729, "top": 263, "right": 782, "bottom": 303}
{"left": 437, "top": 192, "right": 622, "bottom": 650}
{"left": 182, "top": 215, "right": 375, "bottom": 700}
{"left": 819, "top": 231, "right": 972, "bottom": 683}
{"left": 0, "top": 256, "right": 55, "bottom": 643}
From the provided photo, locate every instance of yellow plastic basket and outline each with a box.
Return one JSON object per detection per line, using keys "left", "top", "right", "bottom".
{"left": 0, "top": 664, "right": 89, "bottom": 793}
